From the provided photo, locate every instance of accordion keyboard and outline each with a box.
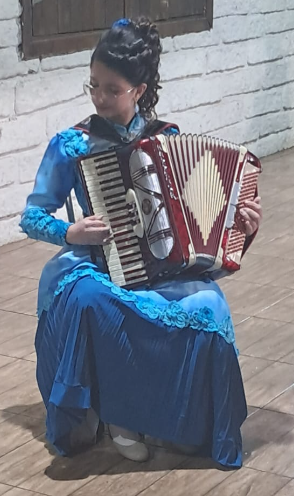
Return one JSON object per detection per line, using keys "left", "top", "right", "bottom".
{"left": 80, "top": 152, "right": 148, "bottom": 287}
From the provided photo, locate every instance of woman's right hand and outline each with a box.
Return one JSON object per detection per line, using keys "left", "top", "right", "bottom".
{"left": 66, "top": 215, "right": 113, "bottom": 245}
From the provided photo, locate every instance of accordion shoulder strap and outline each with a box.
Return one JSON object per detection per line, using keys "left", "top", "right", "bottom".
{"left": 73, "top": 114, "right": 179, "bottom": 145}
{"left": 141, "top": 119, "right": 180, "bottom": 138}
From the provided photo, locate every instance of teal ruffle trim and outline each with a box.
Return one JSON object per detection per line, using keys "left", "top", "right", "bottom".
{"left": 54, "top": 268, "right": 235, "bottom": 344}
{"left": 58, "top": 129, "right": 90, "bottom": 158}
{"left": 20, "top": 207, "right": 71, "bottom": 246}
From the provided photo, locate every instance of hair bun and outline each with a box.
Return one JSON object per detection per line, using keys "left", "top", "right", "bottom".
{"left": 135, "top": 17, "right": 161, "bottom": 50}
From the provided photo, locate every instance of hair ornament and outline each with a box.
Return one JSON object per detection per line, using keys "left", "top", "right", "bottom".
{"left": 112, "top": 18, "right": 131, "bottom": 28}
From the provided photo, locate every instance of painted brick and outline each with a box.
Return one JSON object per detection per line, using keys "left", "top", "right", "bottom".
{"left": 173, "top": 28, "right": 219, "bottom": 50}
{"left": 263, "top": 56, "right": 294, "bottom": 88}
{"left": 15, "top": 69, "right": 87, "bottom": 114}
{"left": 41, "top": 51, "right": 92, "bottom": 72}
{"left": 0, "top": 47, "right": 26, "bottom": 79}
{"left": 236, "top": 89, "right": 283, "bottom": 118}
{"left": 0, "top": 146, "right": 45, "bottom": 187}
{"left": 46, "top": 101, "right": 94, "bottom": 139}
{"left": 17, "top": 146, "right": 46, "bottom": 184}
{"left": 253, "top": 111, "right": 291, "bottom": 138}
{"left": 0, "top": 182, "right": 34, "bottom": 218}
{"left": 0, "top": 215, "right": 26, "bottom": 246}
{"left": 247, "top": 33, "right": 289, "bottom": 65}
{"left": 215, "top": 0, "right": 288, "bottom": 18}
{"left": 0, "top": 19, "right": 20, "bottom": 47}
{"left": 0, "top": 155, "right": 17, "bottom": 187}
{"left": 0, "top": 113, "right": 47, "bottom": 155}
{"left": 162, "top": 99, "right": 244, "bottom": 135}
{"left": 0, "top": 0, "right": 21, "bottom": 21}
{"left": 264, "top": 11, "right": 294, "bottom": 34}
{"left": 212, "top": 120, "right": 260, "bottom": 145}
{"left": 0, "top": 81, "right": 15, "bottom": 118}
{"left": 283, "top": 82, "right": 294, "bottom": 109}
{"left": 158, "top": 75, "right": 222, "bottom": 114}
{"left": 207, "top": 43, "right": 247, "bottom": 73}
{"left": 160, "top": 49, "right": 206, "bottom": 81}
{"left": 216, "top": 15, "right": 265, "bottom": 44}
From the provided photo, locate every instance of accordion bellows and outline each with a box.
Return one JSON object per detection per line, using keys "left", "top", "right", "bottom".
{"left": 79, "top": 133, "right": 261, "bottom": 288}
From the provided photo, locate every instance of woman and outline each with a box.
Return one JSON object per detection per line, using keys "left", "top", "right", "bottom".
{"left": 20, "top": 17, "right": 262, "bottom": 468}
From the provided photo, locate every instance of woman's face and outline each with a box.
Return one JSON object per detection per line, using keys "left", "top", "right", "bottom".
{"left": 89, "top": 61, "right": 146, "bottom": 126}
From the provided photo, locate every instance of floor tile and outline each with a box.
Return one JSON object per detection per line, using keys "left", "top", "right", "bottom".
{"left": 0, "top": 355, "right": 17, "bottom": 369}
{"left": 232, "top": 252, "right": 293, "bottom": 286}
{"left": 280, "top": 349, "right": 294, "bottom": 365}
{"left": 20, "top": 438, "right": 122, "bottom": 496}
{"left": 0, "top": 331, "right": 35, "bottom": 359}
{"left": 0, "top": 243, "right": 59, "bottom": 279}
{"left": 203, "top": 467, "right": 289, "bottom": 496}
{"left": 249, "top": 234, "right": 294, "bottom": 260}
{"left": 239, "top": 355, "right": 273, "bottom": 382}
{"left": 241, "top": 322, "right": 294, "bottom": 361}
{"left": 21, "top": 402, "right": 46, "bottom": 420}
{"left": 221, "top": 282, "right": 292, "bottom": 316}
{"left": 0, "top": 484, "right": 13, "bottom": 496}
{"left": 274, "top": 481, "right": 294, "bottom": 495}
{"left": 0, "top": 290, "right": 37, "bottom": 316}
{"left": 247, "top": 406, "right": 259, "bottom": 418}
{"left": 0, "top": 311, "right": 37, "bottom": 345}
{"left": 1, "top": 488, "right": 45, "bottom": 496}
{"left": 0, "top": 414, "right": 45, "bottom": 457}
{"left": 130, "top": 457, "right": 233, "bottom": 496}
{"left": 256, "top": 292, "right": 294, "bottom": 323}
{"left": 242, "top": 409, "right": 294, "bottom": 462}
{"left": 244, "top": 361, "right": 294, "bottom": 408}
{"left": 0, "top": 436, "right": 53, "bottom": 486}
{"left": 0, "top": 360, "right": 36, "bottom": 397}
{"left": 271, "top": 268, "right": 294, "bottom": 290}
{"left": 245, "top": 426, "right": 294, "bottom": 477}
{"left": 266, "top": 385, "right": 294, "bottom": 416}
{"left": 235, "top": 317, "right": 283, "bottom": 354}
{"left": 0, "top": 411, "right": 16, "bottom": 425}
{"left": 0, "top": 379, "right": 42, "bottom": 415}
{"left": 23, "top": 352, "right": 37, "bottom": 363}
{"left": 0, "top": 239, "right": 36, "bottom": 256}
{"left": 231, "top": 313, "right": 250, "bottom": 326}
{"left": 0, "top": 273, "right": 38, "bottom": 302}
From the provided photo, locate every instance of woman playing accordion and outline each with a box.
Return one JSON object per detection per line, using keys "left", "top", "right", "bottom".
{"left": 20, "top": 17, "right": 262, "bottom": 468}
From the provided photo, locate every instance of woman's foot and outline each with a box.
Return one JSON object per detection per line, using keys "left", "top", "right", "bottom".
{"left": 108, "top": 424, "right": 149, "bottom": 462}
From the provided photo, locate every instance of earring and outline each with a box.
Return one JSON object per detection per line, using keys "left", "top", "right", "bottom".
{"left": 135, "top": 102, "right": 140, "bottom": 113}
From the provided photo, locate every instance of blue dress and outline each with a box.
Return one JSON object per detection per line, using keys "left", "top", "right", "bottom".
{"left": 20, "top": 114, "right": 247, "bottom": 468}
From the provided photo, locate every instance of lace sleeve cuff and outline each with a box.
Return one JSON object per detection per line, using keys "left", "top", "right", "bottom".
{"left": 20, "top": 207, "right": 71, "bottom": 246}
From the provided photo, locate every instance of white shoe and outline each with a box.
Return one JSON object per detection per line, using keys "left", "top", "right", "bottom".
{"left": 109, "top": 424, "right": 149, "bottom": 462}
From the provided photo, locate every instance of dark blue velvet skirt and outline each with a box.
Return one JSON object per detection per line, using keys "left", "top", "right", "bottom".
{"left": 35, "top": 273, "right": 247, "bottom": 468}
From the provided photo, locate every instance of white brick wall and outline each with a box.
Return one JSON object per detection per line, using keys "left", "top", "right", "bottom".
{"left": 0, "top": 0, "right": 294, "bottom": 245}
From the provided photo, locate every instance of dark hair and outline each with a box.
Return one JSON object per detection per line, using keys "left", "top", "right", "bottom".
{"left": 91, "top": 17, "right": 162, "bottom": 120}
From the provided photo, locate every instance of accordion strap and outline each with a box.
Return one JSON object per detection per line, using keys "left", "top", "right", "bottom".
{"left": 73, "top": 114, "right": 179, "bottom": 145}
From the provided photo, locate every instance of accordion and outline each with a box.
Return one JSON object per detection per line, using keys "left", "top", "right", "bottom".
{"left": 78, "top": 134, "right": 261, "bottom": 288}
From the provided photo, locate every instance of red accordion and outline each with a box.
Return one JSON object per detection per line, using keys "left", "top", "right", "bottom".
{"left": 79, "top": 134, "right": 261, "bottom": 288}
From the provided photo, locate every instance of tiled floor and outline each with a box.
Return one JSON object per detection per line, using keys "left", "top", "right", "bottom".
{"left": 0, "top": 148, "right": 293, "bottom": 495}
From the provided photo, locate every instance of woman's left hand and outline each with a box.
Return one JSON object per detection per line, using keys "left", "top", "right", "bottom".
{"left": 239, "top": 196, "right": 263, "bottom": 236}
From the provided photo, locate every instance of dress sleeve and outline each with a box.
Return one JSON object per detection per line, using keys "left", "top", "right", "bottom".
{"left": 20, "top": 129, "right": 89, "bottom": 246}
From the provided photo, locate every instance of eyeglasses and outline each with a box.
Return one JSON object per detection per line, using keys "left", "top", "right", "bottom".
{"left": 83, "top": 80, "right": 135, "bottom": 101}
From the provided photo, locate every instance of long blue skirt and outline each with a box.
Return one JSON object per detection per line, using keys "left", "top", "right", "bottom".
{"left": 35, "top": 273, "right": 247, "bottom": 468}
